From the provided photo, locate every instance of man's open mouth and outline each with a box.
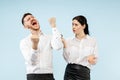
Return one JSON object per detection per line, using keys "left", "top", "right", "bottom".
{"left": 32, "top": 20, "right": 37, "bottom": 26}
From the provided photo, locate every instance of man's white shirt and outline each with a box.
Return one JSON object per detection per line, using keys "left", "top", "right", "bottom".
{"left": 20, "top": 28, "right": 62, "bottom": 74}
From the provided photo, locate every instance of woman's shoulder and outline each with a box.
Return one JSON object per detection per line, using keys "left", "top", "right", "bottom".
{"left": 86, "top": 35, "right": 97, "bottom": 43}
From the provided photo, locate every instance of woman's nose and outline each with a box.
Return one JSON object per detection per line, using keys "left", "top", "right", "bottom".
{"left": 72, "top": 25, "right": 76, "bottom": 29}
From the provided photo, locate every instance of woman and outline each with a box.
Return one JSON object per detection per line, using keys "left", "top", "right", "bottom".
{"left": 62, "top": 15, "right": 98, "bottom": 80}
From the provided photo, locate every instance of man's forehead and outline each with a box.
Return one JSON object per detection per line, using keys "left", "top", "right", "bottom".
{"left": 24, "top": 15, "right": 34, "bottom": 20}
{"left": 26, "top": 15, "right": 33, "bottom": 18}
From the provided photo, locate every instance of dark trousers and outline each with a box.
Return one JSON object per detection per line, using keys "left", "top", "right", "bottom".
{"left": 27, "top": 74, "right": 55, "bottom": 80}
{"left": 64, "top": 64, "right": 90, "bottom": 80}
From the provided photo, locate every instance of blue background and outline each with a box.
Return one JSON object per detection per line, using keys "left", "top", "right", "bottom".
{"left": 0, "top": 0, "right": 120, "bottom": 80}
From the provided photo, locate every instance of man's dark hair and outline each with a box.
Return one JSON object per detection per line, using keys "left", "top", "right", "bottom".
{"left": 22, "top": 13, "right": 32, "bottom": 25}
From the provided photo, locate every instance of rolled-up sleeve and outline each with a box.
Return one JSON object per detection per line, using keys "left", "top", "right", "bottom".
{"left": 20, "top": 39, "right": 40, "bottom": 65}
{"left": 51, "top": 28, "right": 63, "bottom": 50}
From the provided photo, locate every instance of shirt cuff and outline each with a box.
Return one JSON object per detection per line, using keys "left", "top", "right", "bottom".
{"left": 63, "top": 48, "right": 68, "bottom": 52}
{"left": 52, "top": 28, "right": 62, "bottom": 38}
{"left": 52, "top": 27, "right": 57, "bottom": 33}
{"left": 31, "top": 48, "right": 39, "bottom": 53}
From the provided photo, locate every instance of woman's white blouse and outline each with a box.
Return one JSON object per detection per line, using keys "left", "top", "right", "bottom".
{"left": 63, "top": 35, "right": 98, "bottom": 69}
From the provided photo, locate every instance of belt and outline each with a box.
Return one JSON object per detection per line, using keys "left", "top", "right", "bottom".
{"left": 68, "top": 63, "right": 90, "bottom": 71}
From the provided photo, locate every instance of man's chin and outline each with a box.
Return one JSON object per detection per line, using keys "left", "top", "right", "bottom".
{"left": 33, "top": 28, "right": 39, "bottom": 31}
{"left": 32, "top": 26, "right": 40, "bottom": 30}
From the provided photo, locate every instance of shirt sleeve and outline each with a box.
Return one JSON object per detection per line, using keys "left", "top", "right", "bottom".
{"left": 20, "top": 39, "right": 40, "bottom": 65}
{"left": 93, "top": 39, "right": 98, "bottom": 65}
{"left": 63, "top": 48, "right": 69, "bottom": 62}
{"left": 62, "top": 39, "right": 70, "bottom": 63}
{"left": 87, "top": 39, "right": 98, "bottom": 65}
{"left": 92, "top": 39, "right": 98, "bottom": 57}
{"left": 93, "top": 39, "right": 98, "bottom": 58}
{"left": 51, "top": 28, "right": 63, "bottom": 50}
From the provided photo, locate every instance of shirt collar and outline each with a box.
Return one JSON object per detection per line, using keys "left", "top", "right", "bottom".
{"left": 74, "top": 34, "right": 90, "bottom": 41}
{"left": 29, "top": 32, "right": 43, "bottom": 37}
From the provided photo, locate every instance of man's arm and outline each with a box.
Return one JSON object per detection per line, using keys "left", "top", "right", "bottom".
{"left": 49, "top": 17, "right": 63, "bottom": 50}
{"left": 20, "top": 37, "right": 40, "bottom": 65}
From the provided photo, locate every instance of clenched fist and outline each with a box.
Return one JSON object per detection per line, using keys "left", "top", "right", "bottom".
{"left": 30, "top": 29, "right": 40, "bottom": 50}
{"left": 49, "top": 17, "right": 56, "bottom": 28}
{"left": 87, "top": 54, "right": 97, "bottom": 65}
{"left": 31, "top": 35, "right": 39, "bottom": 50}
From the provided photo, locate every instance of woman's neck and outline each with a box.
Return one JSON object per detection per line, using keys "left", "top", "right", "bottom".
{"left": 75, "top": 33, "right": 86, "bottom": 40}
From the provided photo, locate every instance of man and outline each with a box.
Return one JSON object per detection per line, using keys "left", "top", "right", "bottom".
{"left": 20, "top": 13, "right": 62, "bottom": 80}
